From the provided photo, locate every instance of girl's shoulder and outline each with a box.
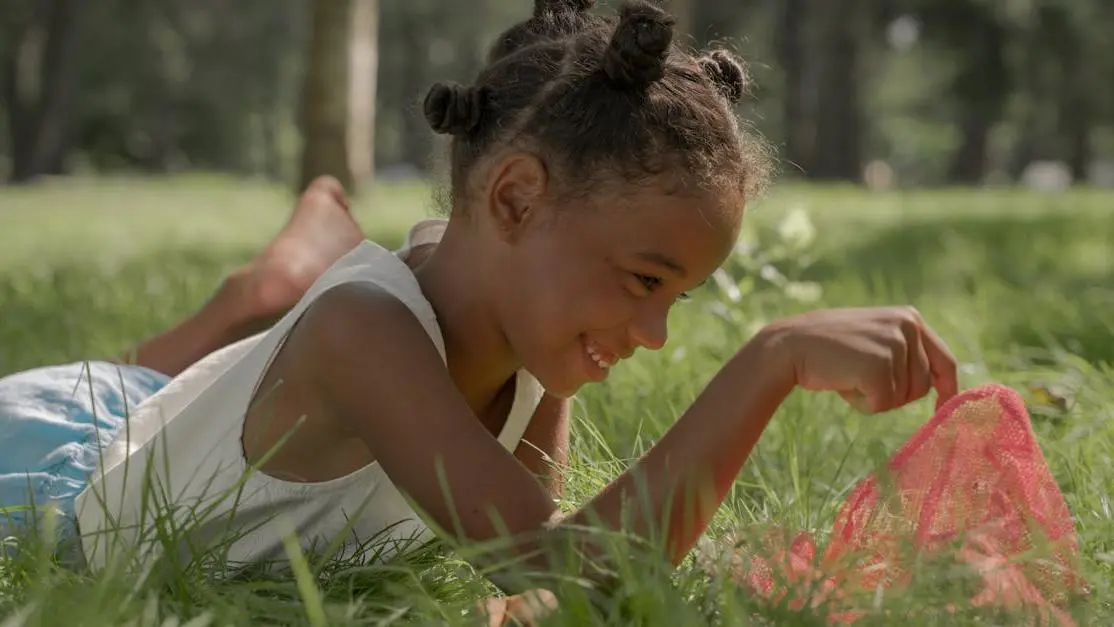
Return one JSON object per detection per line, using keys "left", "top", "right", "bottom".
{"left": 302, "top": 237, "right": 447, "bottom": 358}
{"left": 136, "top": 236, "right": 448, "bottom": 426}
{"left": 297, "top": 268, "right": 442, "bottom": 359}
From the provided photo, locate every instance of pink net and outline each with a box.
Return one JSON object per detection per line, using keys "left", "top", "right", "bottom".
{"left": 708, "top": 383, "right": 1086, "bottom": 624}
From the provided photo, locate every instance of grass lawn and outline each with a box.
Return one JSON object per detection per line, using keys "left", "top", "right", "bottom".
{"left": 0, "top": 175, "right": 1112, "bottom": 625}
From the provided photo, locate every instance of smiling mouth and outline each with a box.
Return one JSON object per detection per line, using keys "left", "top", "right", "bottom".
{"left": 585, "top": 341, "right": 618, "bottom": 370}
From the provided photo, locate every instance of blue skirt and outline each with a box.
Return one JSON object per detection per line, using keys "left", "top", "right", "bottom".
{"left": 0, "top": 361, "right": 169, "bottom": 558}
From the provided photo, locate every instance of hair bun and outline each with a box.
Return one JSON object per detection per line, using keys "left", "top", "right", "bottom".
{"left": 601, "top": 1, "right": 675, "bottom": 89}
{"left": 534, "top": 0, "right": 594, "bottom": 16}
{"left": 423, "top": 82, "right": 486, "bottom": 136}
{"left": 698, "top": 50, "right": 749, "bottom": 104}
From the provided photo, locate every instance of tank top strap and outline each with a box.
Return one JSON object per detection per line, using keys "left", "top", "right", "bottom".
{"left": 271, "top": 239, "right": 447, "bottom": 363}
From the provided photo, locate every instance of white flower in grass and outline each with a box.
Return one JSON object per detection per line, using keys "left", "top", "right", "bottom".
{"left": 712, "top": 268, "right": 742, "bottom": 303}
{"left": 777, "top": 205, "right": 816, "bottom": 250}
{"left": 784, "top": 281, "right": 823, "bottom": 303}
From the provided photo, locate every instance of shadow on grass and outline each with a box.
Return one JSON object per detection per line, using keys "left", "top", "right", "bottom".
{"left": 805, "top": 212, "right": 1114, "bottom": 366}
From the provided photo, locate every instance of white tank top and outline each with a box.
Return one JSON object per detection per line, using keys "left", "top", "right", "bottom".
{"left": 74, "top": 220, "right": 545, "bottom": 573}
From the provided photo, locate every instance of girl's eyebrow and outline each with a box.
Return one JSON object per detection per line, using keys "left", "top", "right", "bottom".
{"left": 636, "top": 251, "right": 712, "bottom": 287}
{"left": 636, "top": 251, "right": 687, "bottom": 278}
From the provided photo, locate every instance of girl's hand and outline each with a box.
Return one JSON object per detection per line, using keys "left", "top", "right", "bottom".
{"left": 761, "top": 306, "right": 959, "bottom": 414}
{"left": 477, "top": 589, "right": 558, "bottom": 626}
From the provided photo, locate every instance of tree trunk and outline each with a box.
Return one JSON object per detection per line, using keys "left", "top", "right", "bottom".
{"left": 947, "top": 114, "right": 991, "bottom": 184}
{"left": 1064, "top": 107, "right": 1091, "bottom": 183}
{"left": 1007, "top": 6, "right": 1071, "bottom": 182}
{"left": 1057, "top": 11, "right": 1091, "bottom": 183}
{"left": 776, "top": 0, "right": 810, "bottom": 177}
{"left": 399, "top": 14, "right": 432, "bottom": 172}
{"left": 928, "top": 1, "right": 1010, "bottom": 186}
{"left": 808, "top": 0, "right": 863, "bottom": 181}
{"left": 298, "top": 0, "right": 355, "bottom": 194}
{"left": 298, "top": 0, "right": 379, "bottom": 196}
{"left": 5, "top": 0, "right": 83, "bottom": 183}
{"left": 347, "top": 0, "right": 379, "bottom": 191}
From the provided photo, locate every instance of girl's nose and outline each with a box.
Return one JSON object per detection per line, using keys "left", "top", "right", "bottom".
{"left": 628, "top": 308, "right": 668, "bottom": 352}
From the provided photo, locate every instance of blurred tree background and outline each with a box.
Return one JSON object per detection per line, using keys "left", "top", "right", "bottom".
{"left": 1, "top": 0, "right": 1112, "bottom": 194}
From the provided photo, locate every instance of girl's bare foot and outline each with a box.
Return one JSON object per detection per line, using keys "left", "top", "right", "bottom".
{"left": 116, "top": 177, "right": 366, "bottom": 376}
{"left": 225, "top": 176, "right": 365, "bottom": 331}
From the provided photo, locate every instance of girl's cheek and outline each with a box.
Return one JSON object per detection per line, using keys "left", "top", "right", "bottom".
{"left": 595, "top": 289, "right": 639, "bottom": 327}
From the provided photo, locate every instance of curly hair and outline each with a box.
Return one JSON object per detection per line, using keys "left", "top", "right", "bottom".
{"left": 423, "top": 0, "right": 773, "bottom": 208}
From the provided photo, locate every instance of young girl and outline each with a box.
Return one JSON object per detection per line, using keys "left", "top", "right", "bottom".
{"left": 2, "top": 0, "right": 959, "bottom": 612}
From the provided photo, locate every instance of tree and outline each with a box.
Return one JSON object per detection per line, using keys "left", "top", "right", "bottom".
{"left": 807, "top": 0, "right": 868, "bottom": 181}
{"left": 775, "top": 0, "right": 809, "bottom": 176}
{"left": 911, "top": 0, "right": 1012, "bottom": 184}
{"left": 297, "top": 0, "right": 379, "bottom": 195}
{"left": 347, "top": 0, "right": 379, "bottom": 188}
{"left": 2, "top": 0, "right": 85, "bottom": 183}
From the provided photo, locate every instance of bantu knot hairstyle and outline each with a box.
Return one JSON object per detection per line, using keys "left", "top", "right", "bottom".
{"left": 423, "top": 82, "right": 486, "bottom": 136}
{"left": 698, "top": 50, "right": 749, "bottom": 104}
{"left": 533, "top": 0, "right": 594, "bottom": 16}
{"left": 600, "top": 1, "right": 675, "bottom": 89}
{"left": 489, "top": 0, "right": 597, "bottom": 62}
{"left": 423, "top": 0, "right": 774, "bottom": 208}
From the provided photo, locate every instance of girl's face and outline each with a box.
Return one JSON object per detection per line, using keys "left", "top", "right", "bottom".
{"left": 492, "top": 178, "right": 743, "bottom": 399}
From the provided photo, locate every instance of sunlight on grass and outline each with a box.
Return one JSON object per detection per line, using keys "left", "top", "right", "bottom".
{"left": 0, "top": 177, "right": 1112, "bottom": 625}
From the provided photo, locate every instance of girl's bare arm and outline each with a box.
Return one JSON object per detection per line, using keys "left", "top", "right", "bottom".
{"left": 298, "top": 283, "right": 955, "bottom": 589}
{"left": 513, "top": 393, "right": 570, "bottom": 501}
{"left": 295, "top": 282, "right": 785, "bottom": 570}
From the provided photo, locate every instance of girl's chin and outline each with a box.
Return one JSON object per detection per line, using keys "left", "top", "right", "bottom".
{"left": 531, "top": 369, "right": 582, "bottom": 400}
{"left": 541, "top": 361, "right": 607, "bottom": 400}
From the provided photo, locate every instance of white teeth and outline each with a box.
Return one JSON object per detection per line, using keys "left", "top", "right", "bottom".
{"left": 586, "top": 345, "right": 614, "bottom": 369}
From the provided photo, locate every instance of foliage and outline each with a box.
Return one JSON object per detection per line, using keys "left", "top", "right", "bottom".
{"left": 709, "top": 204, "right": 824, "bottom": 338}
{"left": 1, "top": 0, "right": 1113, "bottom": 185}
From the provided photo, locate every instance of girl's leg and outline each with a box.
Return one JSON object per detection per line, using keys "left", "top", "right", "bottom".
{"left": 113, "top": 176, "right": 365, "bottom": 377}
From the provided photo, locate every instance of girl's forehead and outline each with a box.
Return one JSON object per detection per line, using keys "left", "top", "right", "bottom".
{"left": 603, "top": 189, "right": 742, "bottom": 240}
{"left": 567, "top": 191, "right": 742, "bottom": 270}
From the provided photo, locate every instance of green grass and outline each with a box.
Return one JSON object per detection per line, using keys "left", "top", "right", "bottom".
{"left": 1, "top": 175, "right": 1113, "bottom": 625}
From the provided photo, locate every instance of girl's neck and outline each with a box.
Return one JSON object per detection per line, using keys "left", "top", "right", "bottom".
{"left": 412, "top": 223, "right": 520, "bottom": 413}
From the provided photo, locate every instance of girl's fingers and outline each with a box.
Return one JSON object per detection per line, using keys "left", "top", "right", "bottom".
{"left": 892, "top": 326, "right": 911, "bottom": 410}
{"left": 479, "top": 590, "right": 558, "bottom": 626}
{"left": 918, "top": 324, "right": 959, "bottom": 409}
{"left": 903, "top": 324, "right": 932, "bottom": 405}
{"left": 899, "top": 307, "right": 959, "bottom": 409}
{"left": 480, "top": 598, "right": 508, "bottom": 627}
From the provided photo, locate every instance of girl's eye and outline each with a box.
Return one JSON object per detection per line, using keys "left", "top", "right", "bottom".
{"left": 635, "top": 274, "right": 662, "bottom": 292}
{"left": 635, "top": 274, "right": 691, "bottom": 303}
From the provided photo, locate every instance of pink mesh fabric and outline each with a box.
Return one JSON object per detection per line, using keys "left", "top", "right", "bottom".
{"left": 719, "top": 384, "right": 1085, "bottom": 624}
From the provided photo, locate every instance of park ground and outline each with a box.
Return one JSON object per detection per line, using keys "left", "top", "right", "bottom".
{"left": 0, "top": 176, "right": 1112, "bottom": 625}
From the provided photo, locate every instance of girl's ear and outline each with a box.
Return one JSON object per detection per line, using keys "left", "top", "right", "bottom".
{"left": 483, "top": 153, "right": 550, "bottom": 242}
